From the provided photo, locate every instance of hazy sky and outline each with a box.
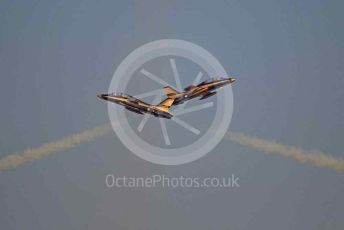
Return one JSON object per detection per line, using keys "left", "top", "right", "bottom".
{"left": 0, "top": 0, "right": 343, "bottom": 229}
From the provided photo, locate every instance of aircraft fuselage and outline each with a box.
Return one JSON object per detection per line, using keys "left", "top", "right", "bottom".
{"left": 97, "top": 94, "right": 173, "bottom": 119}
{"left": 171, "top": 77, "right": 235, "bottom": 105}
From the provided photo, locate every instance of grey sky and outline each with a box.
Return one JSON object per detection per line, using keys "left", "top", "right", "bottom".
{"left": 0, "top": 0, "right": 343, "bottom": 229}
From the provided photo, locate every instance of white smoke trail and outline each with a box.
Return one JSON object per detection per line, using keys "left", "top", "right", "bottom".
{"left": 0, "top": 124, "right": 113, "bottom": 171}
{"left": 2, "top": 122, "right": 343, "bottom": 173}
{"left": 226, "top": 132, "right": 344, "bottom": 172}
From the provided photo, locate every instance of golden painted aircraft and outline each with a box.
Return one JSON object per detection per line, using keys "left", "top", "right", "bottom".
{"left": 163, "top": 77, "right": 236, "bottom": 105}
{"left": 97, "top": 93, "right": 175, "bottom": 119}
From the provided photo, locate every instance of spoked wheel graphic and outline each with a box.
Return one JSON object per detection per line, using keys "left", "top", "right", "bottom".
{"left": 108, "top": 39, "right": 233, "bottom": 165}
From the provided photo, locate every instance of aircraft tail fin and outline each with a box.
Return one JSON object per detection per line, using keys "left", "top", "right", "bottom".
{"left": 163, "top": 86, "right": 180, "bottom": 98}
{"left": 157, "top": 98, "right": 175, "bottom": 110}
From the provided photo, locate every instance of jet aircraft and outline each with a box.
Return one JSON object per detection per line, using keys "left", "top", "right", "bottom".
{"left": 163, "top": 77, "right": 236, "bottom": 105}
{"left": 97, "top": 93, "right": 175, "bottom": 119}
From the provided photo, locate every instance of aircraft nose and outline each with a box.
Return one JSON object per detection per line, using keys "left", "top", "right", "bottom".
{"left": 97, "top": 94, "right": 107, "bottom": 99}
{"left": 229, "top": 77, "right": 236, "bottom": 83}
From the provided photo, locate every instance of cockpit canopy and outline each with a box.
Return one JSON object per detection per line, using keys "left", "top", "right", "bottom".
{"left": 197, "top": 77, "right": 226, "bottom": 86}
{"left": 108, "top": 92, "right": 135, "bottom": 99}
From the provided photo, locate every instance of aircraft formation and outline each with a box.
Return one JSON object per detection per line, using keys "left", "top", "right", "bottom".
{"left": 97, "top": 76, "right": 236, "bottom": 119}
